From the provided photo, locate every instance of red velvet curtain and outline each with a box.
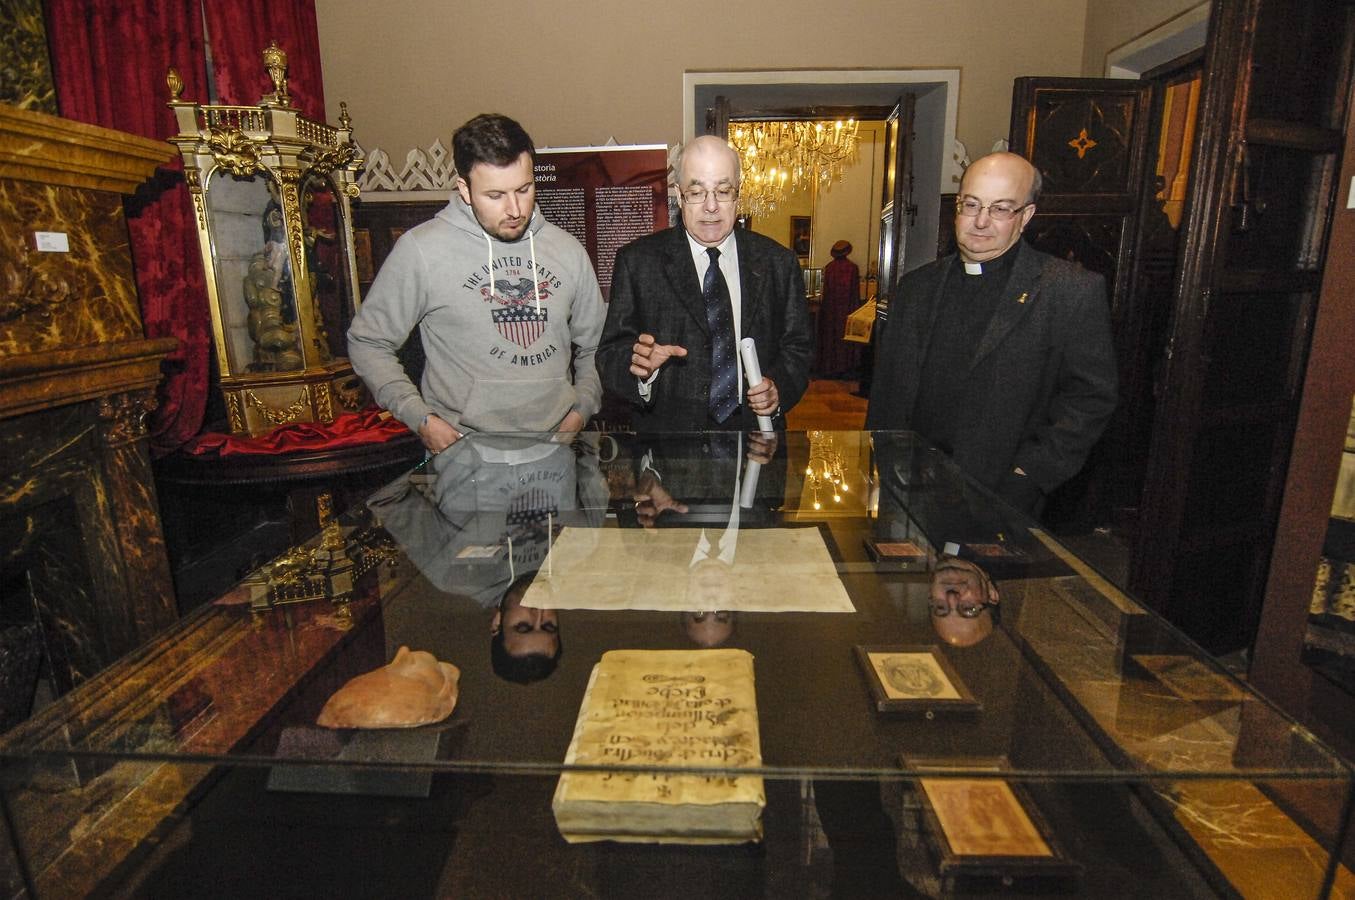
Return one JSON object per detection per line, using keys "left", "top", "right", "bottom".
{"left": 204, "top": 0, "right": 325, "bottom": 116}
{"left": 46, "top": 0, "right": 326, "bottom": 455}
{"left": 46, "top": 0, "right": 212, "bottom": 456}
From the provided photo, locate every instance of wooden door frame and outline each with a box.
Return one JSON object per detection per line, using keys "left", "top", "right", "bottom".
{"left": 1251, "top": 70, "right": 1355, "bottom": 760}
{"left": 1132, "top": 0, "right": 1355, "bottom": 654}
{"left": 1113, "top": 51, "right": 1205, "bottom": 528}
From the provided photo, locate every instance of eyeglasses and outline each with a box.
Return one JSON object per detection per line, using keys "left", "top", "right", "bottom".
{"left": 681, "top": 186, "right": 738, "bottom": 205}
{"left": 931, "top": 556, "right": 998, "bottom": 617}
{"left": 956, "top": 599, "right": 998, "bottom": 618}
{"left": 955, "top": 197, "right": 1031, "bottom": 221}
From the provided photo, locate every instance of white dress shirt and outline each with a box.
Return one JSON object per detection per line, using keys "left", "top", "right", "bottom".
{"left": 639, "top": 230, "right": 743, "bottom": 399}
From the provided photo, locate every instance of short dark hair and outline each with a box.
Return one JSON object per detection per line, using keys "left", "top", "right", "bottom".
{"left": 490, "top": 630, "right": 562, "bottom": 684}
{"left": 453, "top": 114, "right": 535, "bottom": 184}
{"left": 488, "top": 573, "right": 561, "bottom": 684}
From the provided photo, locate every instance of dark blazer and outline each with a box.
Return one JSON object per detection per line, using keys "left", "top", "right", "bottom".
{"left": 597, "top": 226, "right": 812, "bottom": 432}
{"left": 866, "top": 242, "right": 1118, "bottom": 501}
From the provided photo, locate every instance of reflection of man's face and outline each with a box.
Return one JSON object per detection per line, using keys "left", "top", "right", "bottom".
{"left": 954, "top": 153, "right": 1037, "bottom": 263}
{"left": 687, "top": 557, "right": 737, "bottom": 611}
{"left": 678, "top": 136, "right": 741, "bottom": 248}
{"left": 683, "top": 610, "right": 734, "bottom": 648}
{"left": 492, "top": 589, "right": 559, "bottom": 658}
{"left": 929, "top": 557, "right": 999, "bottom": 647}
{"left": 456, "top": 151, "right": 536, "bottom": 241}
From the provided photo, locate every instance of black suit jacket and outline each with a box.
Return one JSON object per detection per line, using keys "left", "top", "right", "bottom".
{"left": 597, "top": 226, "right": 812, "bottom": 432}
{"left": 866, "top": 242, "right": 1117, "bottom": 500}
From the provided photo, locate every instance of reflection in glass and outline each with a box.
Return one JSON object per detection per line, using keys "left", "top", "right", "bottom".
{"left": 206, "top": 171, "right": 303, "bottom": 373}
{"left": 301, "top": 175, "right": 348, "bottom": 361}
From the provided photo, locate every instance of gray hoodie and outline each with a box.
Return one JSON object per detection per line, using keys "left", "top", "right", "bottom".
{"left": 347, "top": 198, "right": 604, "bottom": 434}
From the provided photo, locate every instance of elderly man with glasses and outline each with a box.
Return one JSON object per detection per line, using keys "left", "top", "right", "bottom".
{"left": 866, "top": 152, "right": 1117, "bottom": 514}
{"left": 597, "top": 135, "right": 812, "bottom": 432}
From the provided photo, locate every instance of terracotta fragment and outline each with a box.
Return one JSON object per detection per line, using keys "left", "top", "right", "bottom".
{"left": 317, "top": 646, "right": 460, "bottom": 729}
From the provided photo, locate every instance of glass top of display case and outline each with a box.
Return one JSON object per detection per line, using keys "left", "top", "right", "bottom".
{"left": 1, "top": 430, "right": 1346, "bottom": 783}
{"left": 3, "top": 431, "right": 1352, "bottom": 899}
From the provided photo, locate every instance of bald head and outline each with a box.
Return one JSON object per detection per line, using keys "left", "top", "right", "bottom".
{"left": 964, "top": 152, "right": 1040, "bottom": 202}
{"left": 677, "top": 135, "right": 742, "bottom": 187}
{"left": 676, "top": 135, "right": 742, "bottom": 247}
{"left": 954, "top": 152, "right": 1040, "bottom": 263}
{"left": 931, "top": 609, "right": 994, "bottom": 647}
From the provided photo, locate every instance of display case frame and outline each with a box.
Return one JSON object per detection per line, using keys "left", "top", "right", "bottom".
{"left": 0, "top": 431, "right": 1350, "bottom": 898}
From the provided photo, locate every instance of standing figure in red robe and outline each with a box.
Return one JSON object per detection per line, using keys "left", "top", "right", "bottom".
{"left": 816, "top": 240, "right": 862, "bottom": 378}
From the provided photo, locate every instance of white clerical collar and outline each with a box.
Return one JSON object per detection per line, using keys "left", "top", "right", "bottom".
{"left": 963, "top": 261, "right": 983, "bottom": 275}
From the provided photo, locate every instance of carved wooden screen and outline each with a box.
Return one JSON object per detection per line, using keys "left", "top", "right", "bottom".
{"left": 1008, "top": 78, "right": 1154, "bottom": 529}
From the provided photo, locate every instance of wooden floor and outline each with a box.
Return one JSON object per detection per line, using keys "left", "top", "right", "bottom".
{"left": 785, "top": 378, "right": 869, "bottom": 431}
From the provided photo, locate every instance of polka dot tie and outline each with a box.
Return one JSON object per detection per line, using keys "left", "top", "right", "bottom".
{"left": 704, "top": 247, "right": 739, "bottom": 423}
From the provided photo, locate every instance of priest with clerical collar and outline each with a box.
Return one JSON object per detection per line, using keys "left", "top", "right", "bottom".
{"left": 866, "top": 152, "right": 1118, "bottom": 515}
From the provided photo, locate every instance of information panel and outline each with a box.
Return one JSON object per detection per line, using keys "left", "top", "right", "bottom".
{"left": 534, "top": 145, "right": 671, "bottom": 300}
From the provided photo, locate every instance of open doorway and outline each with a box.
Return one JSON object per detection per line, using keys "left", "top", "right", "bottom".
{"left": 687, "top": 70, "right": 960, "bottom": 280}
{"left": 1116, "top": 51, "right": 1204, "bottom": 535}
{"left": 718, "top": 113, "right": 889, "bottom": 383}
{"left": 689, "top": 72, "right": 954, "bottom": 424}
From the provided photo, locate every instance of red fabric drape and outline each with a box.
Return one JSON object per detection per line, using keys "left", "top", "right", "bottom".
{"left": 46, "top": 0, "right": 213, "bottom": 456}
{"left": 204, "top": 0, "right": 325, "bottom": 116}
{"left": 46, "top": 0, "right": 327, "bottom": 455}
{"left": 182, "top": 408, "right": 411, "bottom": 457}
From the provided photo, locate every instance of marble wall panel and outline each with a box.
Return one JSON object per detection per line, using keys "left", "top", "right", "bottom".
{"left": 0, "top": 440, "right": 127, "bottom": 688}
{"left": 96, "top": 391, "right": 176, "bottom": 637}
{"left": 0, "top": 178, "right": 143, "bottom": 356}
{"left": 0, "top": 397, "right": 174, "bottom": 694}
{"left": 0, "top": 0, "right": 56, "bottom": 114}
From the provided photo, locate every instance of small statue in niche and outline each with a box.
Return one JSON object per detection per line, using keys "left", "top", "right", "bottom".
{"left": 261, "top": 198, "right": 294, "bottom": 307}
{"left": 243, "top": 254, "right": 303, "bottom": 371}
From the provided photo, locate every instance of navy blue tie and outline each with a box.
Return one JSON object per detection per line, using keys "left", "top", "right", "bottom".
{"left": 704, "top": 247, "right": 739, "bottom": 423}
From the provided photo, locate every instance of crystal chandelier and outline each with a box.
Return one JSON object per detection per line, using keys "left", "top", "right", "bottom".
{"left": 728, "top": 119, "right": 860, "bottom": 218}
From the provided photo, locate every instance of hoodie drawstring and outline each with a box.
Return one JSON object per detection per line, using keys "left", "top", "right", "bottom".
{"left": 528, "top": 229, "right": 540, "bottom": 312}
{"left": 484, "top": 226, "right": 542, "bottom": 313}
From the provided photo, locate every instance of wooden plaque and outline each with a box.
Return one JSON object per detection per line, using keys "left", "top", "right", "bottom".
{"left": 853, "top": 645, "right": 980, "bottom": 716}
{"left": 863, "top": 538, "right": 930, "bottom": 568}
{"left": 901, "top": 755, "right": 1082, "bottom": 893}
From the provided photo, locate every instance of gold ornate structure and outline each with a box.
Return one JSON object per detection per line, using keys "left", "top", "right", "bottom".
{"left": 167, "top": 43, "right": 368, "bottom": 436}
{"left": 242, "top": 492, "right": 399, "bottom": 611}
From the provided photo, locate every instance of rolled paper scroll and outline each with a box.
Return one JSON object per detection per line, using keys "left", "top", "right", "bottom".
{"left": 738, "top": 337, "right": 775, "bottom": 433}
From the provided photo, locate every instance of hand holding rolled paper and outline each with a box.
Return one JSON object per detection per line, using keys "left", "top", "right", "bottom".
{"left": 740, "top": 431, "right": 778, "bottom": 509}
{"left": 738, "top": 337, "right": 776, "bottom": 431}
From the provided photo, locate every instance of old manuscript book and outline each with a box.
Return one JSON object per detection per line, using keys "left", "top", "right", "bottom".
{"left": 552, "top": 649, "right": 765, "bottom": 844}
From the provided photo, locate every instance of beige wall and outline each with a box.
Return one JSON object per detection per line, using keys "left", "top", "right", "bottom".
{"left": 1081, "top": 0, "right": 1204, "bottom": 75}
{"left": 316, "top": 0, "right": 1087, "bottom": 166}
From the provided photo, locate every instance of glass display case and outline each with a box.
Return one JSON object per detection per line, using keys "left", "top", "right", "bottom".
{"left": 0, "top": 431, "right": 1350, "bottom": 897}
{"left": 166, "top": 43, "right": 368, "bottom": 436}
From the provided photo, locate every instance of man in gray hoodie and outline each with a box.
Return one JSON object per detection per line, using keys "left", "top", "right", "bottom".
{"left": 348, "top": 114, "right": 604, "bottom": 453}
